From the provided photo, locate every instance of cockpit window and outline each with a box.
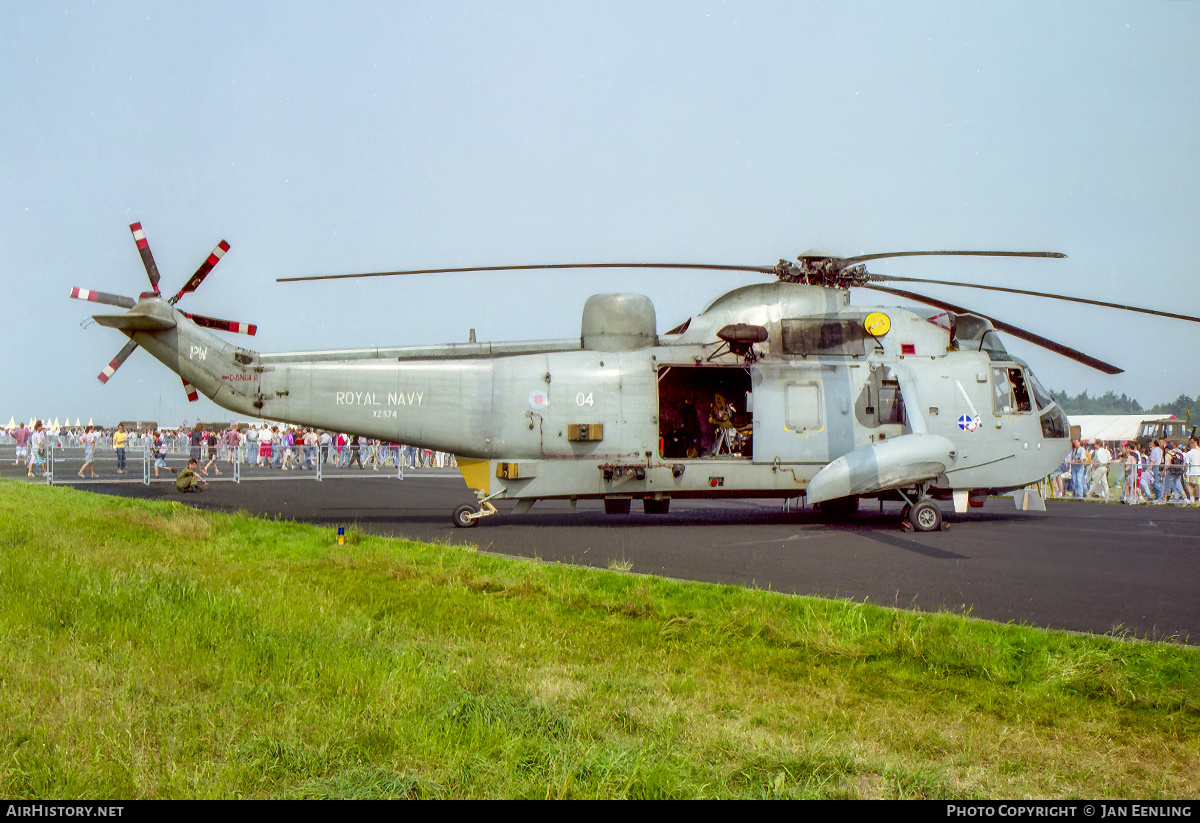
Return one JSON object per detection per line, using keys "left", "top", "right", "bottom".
{"left": 1040, "top": 407, "right": 1068, "bottom": 438}
{"left": 992, "top": 366, "right": 1033, "bottom": 414}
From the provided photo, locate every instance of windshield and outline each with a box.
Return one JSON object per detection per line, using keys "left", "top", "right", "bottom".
{"left": 1025, "top": 371, "right": 1054, "bottom": 411}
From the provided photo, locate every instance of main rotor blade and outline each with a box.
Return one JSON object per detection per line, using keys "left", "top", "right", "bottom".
{"left": 277, "top": 262, "right": 776, "bottom": 283}
{"left": 277, "top": 252, "right": 1067, "bottom": 283}
{"left": 867, "top": 273, "right": 1200, "bottom": 324}
{"left": 69, "top": 287, "right": 135, "bottom": 309}
{"left": 863, "top": 284, "right": 1123, "bottom": 375}
{"left": 182, "top": 312, "right": 258, "bottom": 335}
{"left": 129, "top": 222, "right": 162, "bottom": 293}
{"left": 170, "top": 240, "right": 230, "bottom": 305}
{"left": 98, "top": 340, "right": 140, "bottom": 384}
{"left": 833, "top": 251, "right": 1066, "bottom": 270}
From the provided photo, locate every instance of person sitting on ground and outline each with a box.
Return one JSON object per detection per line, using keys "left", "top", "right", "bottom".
{"left": 176, "top": 458, "right": 206, "bottom": 493}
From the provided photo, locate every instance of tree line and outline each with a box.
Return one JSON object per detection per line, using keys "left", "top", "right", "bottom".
{"left": 1047, "top": 389, "right": 1195, "bottom": 419}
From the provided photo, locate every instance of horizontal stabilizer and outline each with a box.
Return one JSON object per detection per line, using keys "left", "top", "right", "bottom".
{"left": 92, "top": 313, "right": 177, "bottom": 332}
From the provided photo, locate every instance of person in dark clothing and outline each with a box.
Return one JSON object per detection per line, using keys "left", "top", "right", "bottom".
{"left": 346, "top": 434, "right": 366, "bottom": 469}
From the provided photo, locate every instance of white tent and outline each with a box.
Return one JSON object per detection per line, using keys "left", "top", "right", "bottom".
{"left": 1069, "top": 414, "right": 1170, "bottom": 443}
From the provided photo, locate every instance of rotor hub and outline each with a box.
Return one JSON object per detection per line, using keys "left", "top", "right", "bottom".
{"left": 773, "top": 257, "right": 870, "bottom": 288}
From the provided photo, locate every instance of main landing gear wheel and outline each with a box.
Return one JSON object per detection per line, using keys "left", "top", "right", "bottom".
{"left": 908, "top": 500, "right": 943, "bottom": 532}
{"left": 816, "top": 496, "right": 859, "bottom": 518}
{"left": 452, "top": 504, "right": 479, "bottom": 528}
{"left": 604, "top": 498, "right": 632, "bottom": 515}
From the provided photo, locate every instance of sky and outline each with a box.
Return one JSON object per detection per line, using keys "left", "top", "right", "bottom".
{"left": 2, "top": 1, "right": 1198, "bottom": 428}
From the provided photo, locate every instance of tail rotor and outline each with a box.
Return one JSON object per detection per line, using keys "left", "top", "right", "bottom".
{"left": 97, "top": 339, "right": 140, "bottom": 384}
{"left": 129, "top": 222, "right": 162, "bottom": 293}
{"left": 170, "top": 240, "right": 230, "bottom": 305}
{"left": 73, "top": 222, "right": 259, "bottom": 400}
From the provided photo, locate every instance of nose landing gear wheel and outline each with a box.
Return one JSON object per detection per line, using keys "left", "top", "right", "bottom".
{"left": 452, "top": 504, "right": 479, "bottom": 528}
{"left": 908, "top": 500, "right": 943, "bottom": 532}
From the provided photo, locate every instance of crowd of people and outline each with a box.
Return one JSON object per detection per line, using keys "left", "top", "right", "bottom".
{"left": 211, "top": 422, "right": 457, "bottom": 473}
{"left": 1049, "top": 437, "right": 1200, "bottom": 505}
{"left": 5, "top": 419, "right": 1199, "bottom": 506}
{"left": 1, "top": 420, "right": 457, "bottom": 480}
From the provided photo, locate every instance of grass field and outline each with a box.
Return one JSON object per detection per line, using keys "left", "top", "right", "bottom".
{"left": 1, "top": 482, "right": 1196, "bottom": 798}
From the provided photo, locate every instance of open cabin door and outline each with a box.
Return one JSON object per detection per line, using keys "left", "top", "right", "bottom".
{"left": 657, "top": 365, "right": 753, "bottom": 459}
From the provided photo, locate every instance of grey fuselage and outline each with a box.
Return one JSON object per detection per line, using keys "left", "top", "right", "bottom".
{"left": 127, "top": 282, "right": 1071, "bottom": 503}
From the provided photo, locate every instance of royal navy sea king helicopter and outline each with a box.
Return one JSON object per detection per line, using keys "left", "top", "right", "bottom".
{"left": 71, "top": 223, "right": 1200, "bottom": 531}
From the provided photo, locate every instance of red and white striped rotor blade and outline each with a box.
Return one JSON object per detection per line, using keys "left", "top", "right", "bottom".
{"left": 98, "top": 340, "right": 139, "bottom": 384}
{"left": 69, "top": 287, "right": 136, "bottom": 309}
{"left": 181, "top": 378, "right": 199, "bottom": 402}
{"left": 170, "top": 240, "right": 230, "bottom": 305}
{"left": 182, "top": 312, "right": 258, "bottom": 335}
{"left": 129, "top": 222, "right": 162, "bottom": 293}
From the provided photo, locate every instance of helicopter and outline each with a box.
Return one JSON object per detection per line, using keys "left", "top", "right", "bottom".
{"left": 71, "top": 223, "right": 1200, "bottom": 531}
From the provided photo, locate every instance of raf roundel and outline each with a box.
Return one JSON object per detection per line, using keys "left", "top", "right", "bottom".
{"left": 528, "top": 390, "right": 549, "bottom": 410}
{"left": 957, "top": 414, "right": 979, "bottom": 432}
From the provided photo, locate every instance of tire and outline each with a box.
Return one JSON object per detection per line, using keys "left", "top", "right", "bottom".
{"left": 909, "top": 500, "right": 942, "bottom": 532}
{"left": 642, "top": 498, "right": 670, "bottom": 514}
{"left": 452, "top": 504, "right": 479, "bottom": 528}
{"left": 604, "top": 498, "right": 632, "bottom": 515}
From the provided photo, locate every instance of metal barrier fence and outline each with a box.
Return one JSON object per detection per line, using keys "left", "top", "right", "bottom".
{"left": 0, "top": 440, "right": 474, "bottom": 485}
{"left": 1, "top": 435, "right": 1191, "bottom": 503}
